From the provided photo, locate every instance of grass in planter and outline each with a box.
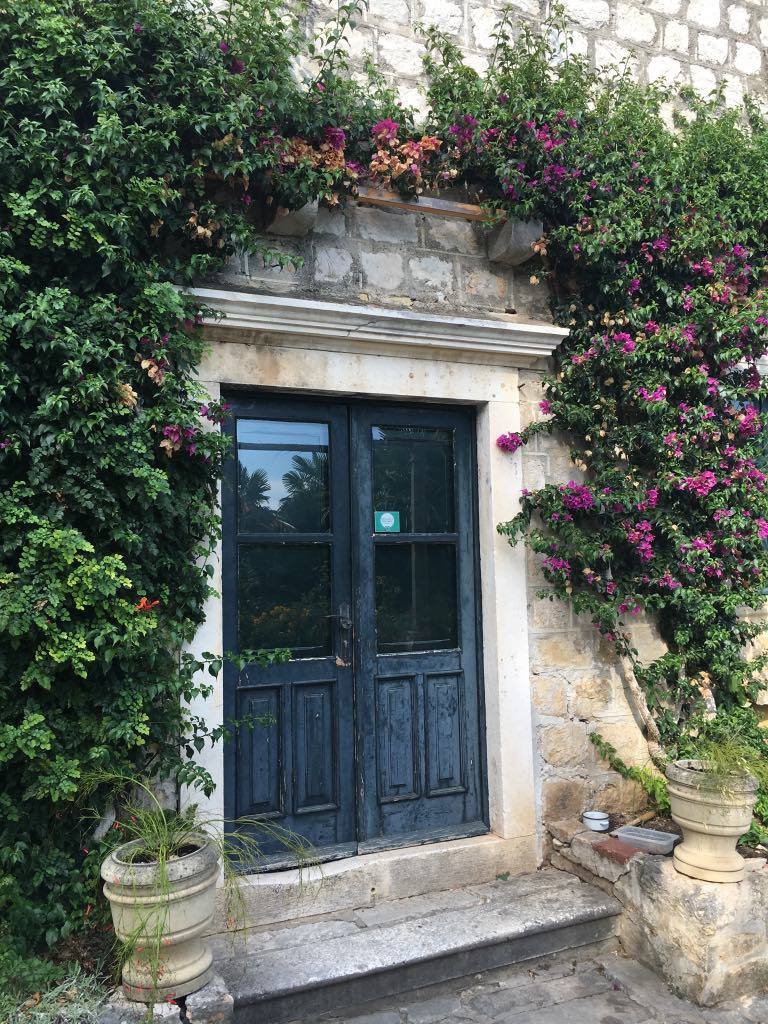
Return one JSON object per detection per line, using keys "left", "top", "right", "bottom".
{"left": 87, "top": 773, "right": 316, "bottom": 1005}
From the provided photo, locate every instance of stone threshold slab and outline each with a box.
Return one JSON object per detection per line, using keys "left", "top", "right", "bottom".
{"left": 214, "top": 870, "right": 621, "bottom": 1024}
{"left": 210, "top": 833, "right": 538, "bottom": 931}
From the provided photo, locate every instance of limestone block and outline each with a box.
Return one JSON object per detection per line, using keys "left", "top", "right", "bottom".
{"left": 99, "top": 993, "right": 180, "bottom": 1024}
{"left": 590, "top": 776, "right": 647, "bottom": 815}
{"left": 420, "top": 0, "right": 463, "bottom": 35}
{"left": 735, "top": 41, "right": 761, "bottom": 74}
{"left": 315, "top": 206, "right": 346, "bottom": 237}
{"left": 627, "top": 618, "right": 668, "bottom": 665}
{"left": 424, "top": 217, "right": 482, "bottom": 255}
{"left": 647, "top": 54, "right": 682, "bottom": 82}
{"left": 547, "top": 817, "right": 592, "bottom": 844}
{"left": 649, "top": 0, "right": 682, "bottom": 13}
{"left": 722, "top": 73, "right": 745, "bottom": 107}
{"left": 409, "top": 256, "right": 456, "bottom": 292}
{"left": 615, "top": 855, "right": 768, "bottom": 1005}
{"left": 697, "top": 32, "right": 729, "bottom": 63}
{"left": 689, "top": 63, "right": 717, "bottom": 93}
{"left": 595, "top": 39, "right": 633, "bottom": 70}
{"left": 727, "top": 4, "right": 750, "bottom": 33}
{"left": 561, "top": 0, "right": 609, "bottom": 29}
{"left": 664, "top": 20, "right": 689, "bottom": 52}
{"left": 511, "top": 270, "right": 552, "bottom": 320}
{"left": 592, "top": 720, "right": 651, "bottom": 768}
{"left": 185, "top": 974, "right": 234, "bottom": 1022}
{"left": 530, "top": 630, "right": 593, "bottom": 671}
{"left": 361, "top": 250, "right": 404, "bottom": 291}
{"left": 367, "top": 0, "right": 410, "bottom": 25}
{"left": 551, "top": 850, "right": 617, "bottom": 895}
{"left": 377, "top": 33, "right": 425, "bottom": 75}
{"left": 532, "top": 673, "right": 568, "bottom": 718}
{"left": 569, "top": 671, "right": 616, "bottom": 719}
{"left": 354, "top": 206, "right": 419, "bottom": 245}
{"left": 471, "top": 7, "right": 500, "bottom": 50}
{"left": 314, "top": 245, "right": 353, "bottom": 284}
{"left": 539, "top": 720, "right": 592, "bottom": 768}
{"left": 530, "top": 595, "right": 571, "bottom": 631}
{"left": 542, "top": 777, "right": 589, "bottom": 821}
{"left": 266, "top": 201, "right": 318, "bottom": 237}
{"left": 687, "top": 0, "right": 722, "bottom": 29}
{"left": 461, "top": 264, "right": 510, "bottom": 307}
{"left": 486, "top": 219, "right": 543, "bottom": 267}
{"left": 564, "top": 831, "right": 644, "bottom": 883}
{"left": 616, "top": 3, "right": 658, "bottom": 43}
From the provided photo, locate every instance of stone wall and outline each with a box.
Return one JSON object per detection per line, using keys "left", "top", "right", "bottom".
{"left": 518, "top": 373, "right": 651, "bottom": 824}
{"left": 308, "top": 0, "right": 767, "bottom": 113}
{"left": 212, "top": 201, "right": 550, "bottom": 319}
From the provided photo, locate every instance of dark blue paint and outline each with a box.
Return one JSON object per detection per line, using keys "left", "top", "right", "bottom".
{"left": 223, "top": 396, "right": 487, "bottom": 864}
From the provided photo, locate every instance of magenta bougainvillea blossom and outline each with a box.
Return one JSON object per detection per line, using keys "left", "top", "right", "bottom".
{"left": 496, "top": 432, "right": 524, "bottom": 453}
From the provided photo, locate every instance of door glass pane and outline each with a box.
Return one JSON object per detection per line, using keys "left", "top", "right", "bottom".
{"left": 372, "top": 426, "right": 455, "bottom": 534}
{"left": 375, "top": 543, "right": 458, "bottom": 653}
{"left": 239, "top": 544, "right": 331, "bottom": 657}
{"left": 238, "top": 419, "right": 330, "bottom": 533}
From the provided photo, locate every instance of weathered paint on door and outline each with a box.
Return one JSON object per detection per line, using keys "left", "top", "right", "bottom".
{"left": 222, "top": 396, "right": 486, "bottom": 862}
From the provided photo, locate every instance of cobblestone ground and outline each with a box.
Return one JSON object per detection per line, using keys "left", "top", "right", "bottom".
{"left": 295, "top": 950, "right": 768, "bottom": 1024}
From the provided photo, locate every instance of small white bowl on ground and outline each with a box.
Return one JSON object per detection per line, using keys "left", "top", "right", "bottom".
{"left": 583, "top": 811, "right": 610, "bottom": 832}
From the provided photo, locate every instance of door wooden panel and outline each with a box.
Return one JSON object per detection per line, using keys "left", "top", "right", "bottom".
{"left": 375, "top": 675, "right": 419, "bottom": 803}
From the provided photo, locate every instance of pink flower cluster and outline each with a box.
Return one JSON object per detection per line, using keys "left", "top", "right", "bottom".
{"left": 497, "top": 432, "right": 524, "bottom": 453}
{"left": 625, "top": 520, "right": 654, "bottom": 561}
{"left": 560, "top": 481, "right": 595, "bottom": 511}
{"left": 637, "top": 385, "right": 666, "bottom": 402}
{"left": 679, "top": 470, "right": 717, "bottom": 497}
{"left": 542, "top": 555, "right": 571, "bottom": 576}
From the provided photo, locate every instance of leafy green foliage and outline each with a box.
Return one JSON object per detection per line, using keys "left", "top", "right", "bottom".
{"left": 420, "top": 9, "right": 768, "bottom": 782}
{"left": 0, "top": 0, "right": 390, "bottom": 954}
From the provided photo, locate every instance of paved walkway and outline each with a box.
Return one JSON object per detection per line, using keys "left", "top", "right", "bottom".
{"left": 295, "top": 950, "right": 768, "bottom": 1024}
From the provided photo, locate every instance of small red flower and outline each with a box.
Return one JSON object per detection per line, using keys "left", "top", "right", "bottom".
{"left": 135, "top": 597, "right": 160, "bottom": 612}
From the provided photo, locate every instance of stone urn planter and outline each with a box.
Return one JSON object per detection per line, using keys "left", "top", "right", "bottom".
{"left": 101, "top": 836, "right": 219, "bottom": 1001}
{"left": 666, "top": 759, "right": 758, "bottom": 884}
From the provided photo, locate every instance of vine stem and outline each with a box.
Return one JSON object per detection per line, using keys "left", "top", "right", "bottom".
{"left": 619, "top": 652, "right": 667, "bottom": 766}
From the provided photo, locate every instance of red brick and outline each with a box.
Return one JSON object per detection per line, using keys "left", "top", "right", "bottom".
{"left": 593, "top": 837, "right": 644, "bottom": 865}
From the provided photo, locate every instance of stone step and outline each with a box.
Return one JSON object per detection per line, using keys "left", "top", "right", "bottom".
{"left": 213, "top": 869, "right": 621, "bottom": 1024}
{"left": 210, "top": 834, "right": 536, "bottom": 931}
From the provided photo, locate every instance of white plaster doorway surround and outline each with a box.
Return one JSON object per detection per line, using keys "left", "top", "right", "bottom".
{"left": 184, "top": 288, "right": 567, "bottom": 922}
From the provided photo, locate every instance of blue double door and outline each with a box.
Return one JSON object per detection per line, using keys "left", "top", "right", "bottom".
{"left": 223, "top": 395, "right": 487, "bottom": 862}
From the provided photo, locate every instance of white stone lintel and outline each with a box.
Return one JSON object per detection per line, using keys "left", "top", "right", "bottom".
{"left": 187, "top": 287, "right": 568, "bottom": 366}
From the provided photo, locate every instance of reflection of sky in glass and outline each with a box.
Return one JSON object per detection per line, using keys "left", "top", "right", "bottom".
{"left": 237, "top": 419, "right": 328, "bottom": 511}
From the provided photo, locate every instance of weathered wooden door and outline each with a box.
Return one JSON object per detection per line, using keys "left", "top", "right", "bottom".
{"left": 223, "top": 396, "right": 486, "bottom": 862}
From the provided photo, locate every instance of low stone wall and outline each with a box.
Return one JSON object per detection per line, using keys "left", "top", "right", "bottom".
{"left": 549, "top": 818, "right": 768, "bottom": 1005}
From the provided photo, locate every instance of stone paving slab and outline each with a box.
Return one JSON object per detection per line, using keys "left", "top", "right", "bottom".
{"left": 295, "top": 949, "right": 764, "bottom": 1024}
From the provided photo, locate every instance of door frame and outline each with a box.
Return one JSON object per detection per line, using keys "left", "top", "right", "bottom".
{"left": 220, "top": 389, "right": 489, "bottom": 858}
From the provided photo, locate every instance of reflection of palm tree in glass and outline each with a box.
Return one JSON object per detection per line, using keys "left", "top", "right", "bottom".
{"left": 279, "top": 452, "right": 330, "bottom": 532}
{"left": 239, "top": 465, "right": 278, "bottom": 530}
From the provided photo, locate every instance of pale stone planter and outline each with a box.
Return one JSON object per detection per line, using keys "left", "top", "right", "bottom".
{"left": 666, "top": 759, "right": 758, "bottom": 884}
{"left": 101, "top": 837, "right": 219, "bottom": 1001}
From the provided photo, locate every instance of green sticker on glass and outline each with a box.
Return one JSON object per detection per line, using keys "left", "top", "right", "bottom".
{"left": 375, "top": 511, "right": 400, "bottom": 533}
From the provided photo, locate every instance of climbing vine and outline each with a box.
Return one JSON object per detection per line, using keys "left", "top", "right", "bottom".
{"left": 420, "top": 13, "right": 768, "bottom": 780}
{"left": 3, "top": 0, "right": 768, "bottom": 960}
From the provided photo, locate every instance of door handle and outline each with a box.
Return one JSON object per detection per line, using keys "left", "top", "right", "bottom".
{"left": 327, "top": 603, "right": 353, "bottom": 667}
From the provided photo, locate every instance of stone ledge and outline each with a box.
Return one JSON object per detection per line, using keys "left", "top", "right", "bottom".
{"left": 99, "top": 975, "right": 233, "bottom": 1024}
{"left": 616, "top": 856, "right": 768, "bottom": 1006}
